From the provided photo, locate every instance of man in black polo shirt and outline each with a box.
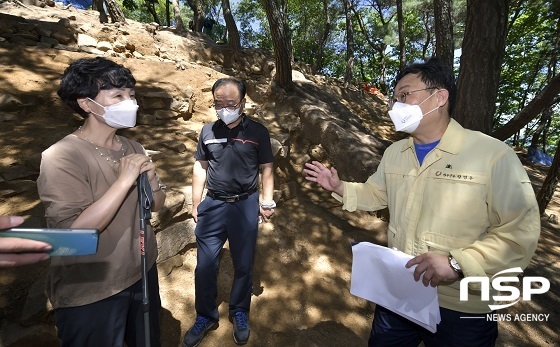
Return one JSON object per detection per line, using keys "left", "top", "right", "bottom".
{"left": 183, "top": 78, "right": 275, "bottom": 347}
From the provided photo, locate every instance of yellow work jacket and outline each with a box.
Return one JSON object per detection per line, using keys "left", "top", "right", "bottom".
{"left": 334, "top": 119, "right": 541, "bottom": 313}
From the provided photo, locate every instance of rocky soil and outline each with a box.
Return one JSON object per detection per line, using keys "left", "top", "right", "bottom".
{"left": 0, "top": 1, "right": 558, "bottom": 346}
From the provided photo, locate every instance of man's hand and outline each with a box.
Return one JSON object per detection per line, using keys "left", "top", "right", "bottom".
{"left": 259, "top": 205, "right": 275, "bottom": 223}
{"left": 304, "top": 161, "right": 343, "bottom": 195}
{"left": 192, "top": 204, "right": 199, "bottom": 223}
{"left": 405, "top": 252, "right": 460, "bottom": 287}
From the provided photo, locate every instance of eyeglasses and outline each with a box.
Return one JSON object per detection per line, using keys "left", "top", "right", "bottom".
{"left": 212, "top": 99, "right": 243, "bottom": 111}
{"left": 389, "top": 87, "right": 437, "bottom": 108}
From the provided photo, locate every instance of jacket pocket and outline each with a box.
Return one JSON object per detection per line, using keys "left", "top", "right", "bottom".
{"left": 423, "top": 232, "right": 473, "bottom": 254}
{"left": 387, "top": 224, "right": 402, "bottom": 250}
{"left": 425, "top": 169, "right": 488, "bottom": 223}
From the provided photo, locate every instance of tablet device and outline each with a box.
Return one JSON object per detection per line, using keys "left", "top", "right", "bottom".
{"left": 0, "top": 228, "right": 99, "bottom": 256}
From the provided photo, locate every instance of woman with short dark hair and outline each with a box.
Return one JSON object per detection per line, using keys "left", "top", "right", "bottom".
{"left": 38, "top": 57, "right": 166, "bottom": 347}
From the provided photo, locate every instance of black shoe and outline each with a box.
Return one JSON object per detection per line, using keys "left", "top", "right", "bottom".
{"left": 230, "top": 311, "right": 250, "bottom": 345}
{"left": 182, "top": 315, "right": 218, "bottom": 347}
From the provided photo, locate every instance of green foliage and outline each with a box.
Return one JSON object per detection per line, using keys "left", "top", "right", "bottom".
{"left": 236, "top": 0, "right": 271, "bottom": 49}
{"left": 110, "top": 0, "right": 557, "bottom": 153}
{"left": 496, "top": 0, "right": 559, "bottom": 152}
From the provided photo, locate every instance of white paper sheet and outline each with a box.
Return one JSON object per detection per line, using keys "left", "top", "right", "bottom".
{"left": 350, "top": 242, "right": 441, "bottom": 332}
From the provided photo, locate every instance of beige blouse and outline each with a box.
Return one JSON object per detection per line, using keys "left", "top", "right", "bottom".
{"left": 37, "top": 134, "right": 158, "bottom": 309}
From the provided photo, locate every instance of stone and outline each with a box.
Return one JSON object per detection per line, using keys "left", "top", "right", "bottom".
{"left": 151, "top": 188, "right": 185, "bottom": 229}
{"left": 79, "top": 46, "right": 104, "bottom": 55}
{"left": 175, "top": 129, "right": 198, "bottom": 141}
{"left": 54, "top": 44, "right": 80, "bottom": 52}
{"left": 9, "top": 36, "right": 38, "bottom": 46}
{"left": 244, "top": 103, "right": 257, "bottom": 116}
{"left": 0, "top": 111, "right": 17, "bottom": 122}
{"left": 79, "top": 22, "right": 92, "bottom": 33}
{"left": 170, "top": 99, "right": 190, "bottom": 114}
{"left": 40, "top": 36, "right": 59, "bottom": 46}
{"left": 270, "top": 138, "right": 282, "bottom": 157}
{"left": 183, "top": 86, "right": 194, "bottom": 99}
{"left": 113, "top": 41, "right": 126, "bottom": 53}
{"left": 292, "top": 70, "right": 310, "bottom": 83}
{"left": 124, "top": 41, "right": 135, "bottom": 52}
{"left": 310, "top": 144, "right": 327, "bottom": 161}
{"left": 154, "top": 109, "right": 178, "bottom": 120}
{"left": 145, "top": 149, "right": 165, "bottom": 161}
{"left": 155, "top": 219, "right": 197, "bottom": 263}
{"left": 280, "top": 181, "right": 298, "bottom": 200}
{"left": 0, "top": 94, "right": 24, "bottom": 112}
{"left": 15, "top": 22, "right": 37, "bottom": 32}
{"left": 0, "top": 166, "right": 39, "bottom": 181}
{"left": 51, "top": 30, "right": 73, "bottom": 44}
{"left": 96, "top": 41, "right": 112, "bottom": 51}
{"left": 57, "top": 18, "right": 71, "bottom": 28}
{"left": 141, "top": 92, "right": 172, "bottom": 110}
{"left": 157, "top": 254, "right": 183, "bottom": 276}
{"left": 250, "top": 64, "right": 262, "bottom": 74}
{"left": 36, "top": 42, "right": 52, "bottom": 48}
{"left": 162, "top": 141, "right": 187, "bottom": 153}
{"left": 77, "top": 33, "right": 97, "bottom": 47}
{"left": 137, "top": 113, "right": 161, "bottom": 125}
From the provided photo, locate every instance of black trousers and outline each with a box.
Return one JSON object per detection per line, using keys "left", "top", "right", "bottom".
{"left": 194, "top": 190, "right": 259, "bottom": 321}
{"left": 55, "top": 265, "right": 161, "bottom": 347}
{"left": 369, "top": 305, "right": 498, "bottom": 347}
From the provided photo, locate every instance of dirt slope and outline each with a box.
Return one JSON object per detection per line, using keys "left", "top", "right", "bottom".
{"left": 0, "top": 2, "right": 558, "bottom": 347}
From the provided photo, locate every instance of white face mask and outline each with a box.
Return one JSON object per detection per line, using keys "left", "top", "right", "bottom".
{"left": 88, "top": 98, "right": 139, "bottom": 129}
{"left": 388, "top": 92, "right": 439, "bottom": 133}
{"left": 216, "top": 106, "right": 241, "bottom": 125}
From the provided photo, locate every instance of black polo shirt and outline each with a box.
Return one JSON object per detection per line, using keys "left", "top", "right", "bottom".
{"left": 194, "top": 114, "right": 274, "bottom": 194}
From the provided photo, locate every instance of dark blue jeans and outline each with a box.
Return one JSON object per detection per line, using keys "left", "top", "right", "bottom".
{"left": 194, "top": 191, "right": 259, "bottom": 321}
{"left": 369, "top": 305, "right": 498, "bottom": 347}
{"left": 55, "top": 265, "right": 161, "bottom": 347}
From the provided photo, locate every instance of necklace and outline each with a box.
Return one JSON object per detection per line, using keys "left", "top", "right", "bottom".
{"left": 79, "top": 126, "right": 126, "bottom": 165}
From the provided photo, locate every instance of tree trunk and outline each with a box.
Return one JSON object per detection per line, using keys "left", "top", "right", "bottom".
{"left": 542, "top": 112, "right": 552, "bottom": 153}
{"left": 104, "top": 0, "right": 126, "bottom": 23}
{"left": 492, "top": 73, "right": 560, "bottom": 141}
{"left": 396, "top": 0, "right": 406, "bottom": 72}
{"left": 434, "top": 0, "right": 454, "bottom": 69}
{"left": 166, "top": 0, "right": 170, "bottom": 27}
{"left": 172, "top": 0, "right": 184, "bottom": 31}
{"left": 262, "top": 0, "right": 294, "bottom": 91}
{"left": 537, "top": 138, "right": 560, "bottom": 215}
{"left": 222, "top": 0, "right": 241, "bottom": 51}
{"left": 454, "top": 0, "right": 508, "bottom": 134}
{"left": 145, "top": 0, "right": 160, "bottom": 24}
{"left": 342, "top": 0, "right": 354, "bottom": 85}
{"left": 349, "top": 3, "right": 389, "bottom": 92}
{"left": 92, "top": 0, "right": 108, "bottom": 23}
{"left": 422, "top": 10, "right": 431, "bottom": 60}
{"left": 186, "top": 0, "right": 205, "bottom": 32}
{"left": 312, "top": 0, "right": 331, "bottom": 75}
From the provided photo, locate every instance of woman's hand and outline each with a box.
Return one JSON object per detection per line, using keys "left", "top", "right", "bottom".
{"left": 117, "top": 154, "right": 152, "bottom": 187}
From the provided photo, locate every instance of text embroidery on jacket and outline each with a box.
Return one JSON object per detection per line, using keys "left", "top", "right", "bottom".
{"left": 435, "top": 171, "right": 474, "bottom": 180}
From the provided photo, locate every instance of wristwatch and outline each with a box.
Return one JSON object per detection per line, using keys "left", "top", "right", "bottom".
{"left": 448, "top": 256, "right": 464, "bottom": 278}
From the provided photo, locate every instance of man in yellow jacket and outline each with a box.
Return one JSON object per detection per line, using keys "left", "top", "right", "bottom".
{"left": 304, "top": 58, "right": 541, "bottom": 346}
